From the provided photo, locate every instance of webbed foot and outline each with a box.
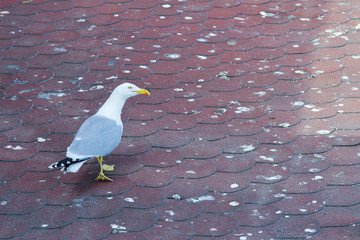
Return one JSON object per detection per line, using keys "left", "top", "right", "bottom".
{"left": 95, "top": 173, "right": 113, "bottom": 182}
{"left": 102, "top": 164, "right": 115, "bottom": 171}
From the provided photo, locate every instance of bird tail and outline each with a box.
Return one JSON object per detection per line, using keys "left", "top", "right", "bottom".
{"left": 48, "top": 157, "right": 90, "bottom": 173}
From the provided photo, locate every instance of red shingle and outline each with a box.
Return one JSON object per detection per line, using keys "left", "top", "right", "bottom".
{"left": 2, "top": 0, "right": 360, "bottom": 238}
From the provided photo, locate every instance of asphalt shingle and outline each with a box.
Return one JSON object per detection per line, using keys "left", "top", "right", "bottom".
{"left": 1, "top": 0, "right": 360, "bottom": 239}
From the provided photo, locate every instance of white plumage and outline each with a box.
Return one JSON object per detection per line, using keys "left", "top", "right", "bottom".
{"left": 48, "top": 83, "right": 150, "bottom": 181}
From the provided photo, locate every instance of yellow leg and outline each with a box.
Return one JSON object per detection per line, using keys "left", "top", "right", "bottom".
{"left": 95, "top": 156, "right": 113, "bottom": 181}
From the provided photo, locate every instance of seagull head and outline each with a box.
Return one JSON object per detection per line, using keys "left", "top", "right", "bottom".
{"left": 116, "top": 83, "right": 150, "bottom": 99}
{"left": 96, "top": 83, "right": 150, "bottom": 119}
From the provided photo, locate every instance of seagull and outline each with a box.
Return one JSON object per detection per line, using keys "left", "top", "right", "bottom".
{"left": 49, "top": 83, "right": 150, "bottom": 181}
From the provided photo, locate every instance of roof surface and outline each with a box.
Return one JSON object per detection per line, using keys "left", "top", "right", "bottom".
{"left": 1, "top": 0, "right": 360, "bottom": 239}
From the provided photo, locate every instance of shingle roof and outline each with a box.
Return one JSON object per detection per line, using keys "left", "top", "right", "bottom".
{"left": 1, "top": 0, "right": 360, "bottom": 239}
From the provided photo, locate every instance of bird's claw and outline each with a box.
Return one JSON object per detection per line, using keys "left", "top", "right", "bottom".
{"left": 102, "top": 164, "right": 115, "bottom": 171}
{"left": 95, "top": 173, "right": 113, "bottom": 182}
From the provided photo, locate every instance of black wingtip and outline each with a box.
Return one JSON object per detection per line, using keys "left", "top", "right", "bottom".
{"left": 48, "top": 157, "right": 88, "bottom": 173}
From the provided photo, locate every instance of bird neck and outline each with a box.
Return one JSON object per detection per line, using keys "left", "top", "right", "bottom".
{"left": 96, "top": 92, "right": 127, "bottom": 123}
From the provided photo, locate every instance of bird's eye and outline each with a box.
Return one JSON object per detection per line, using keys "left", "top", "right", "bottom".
{"left": 128, "top": 86, "right": 132, "bottom": 89}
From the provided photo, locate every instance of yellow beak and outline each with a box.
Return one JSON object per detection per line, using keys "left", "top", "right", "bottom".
{"left": 134, "top": 89, "right": 150, "bottom": 96}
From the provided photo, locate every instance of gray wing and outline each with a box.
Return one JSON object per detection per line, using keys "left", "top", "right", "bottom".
{"left": 67, "top": 115, "right": 123, "bottom": 159}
